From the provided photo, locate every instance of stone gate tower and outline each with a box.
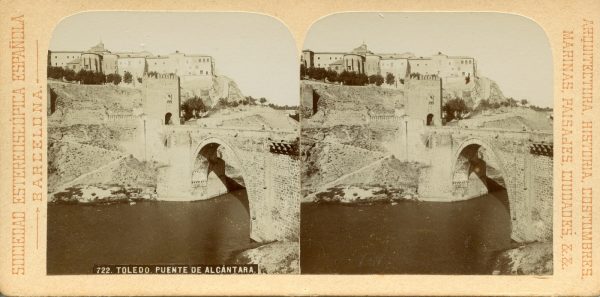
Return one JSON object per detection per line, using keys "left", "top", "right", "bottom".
{"left": 404, "top": 77, "right": 443, "bottom": 127}
{"left": 142, "top": 73, "right": 181, "bottom": 125}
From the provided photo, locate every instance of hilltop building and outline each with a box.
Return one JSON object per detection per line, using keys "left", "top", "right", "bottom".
{"left": 48, "top": 42, "right": 215, "bottom": 81}
{"left": 301, "top": 43, "right": 477, "bottom": 85}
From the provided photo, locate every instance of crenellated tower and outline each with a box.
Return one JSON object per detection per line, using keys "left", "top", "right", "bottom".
{"left": 142, "top": 73, "right": 181, "bottom": 125}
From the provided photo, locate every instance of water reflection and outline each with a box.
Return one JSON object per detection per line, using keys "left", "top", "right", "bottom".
{"left": 300, "top": 190, "right": 512, "bottom": 274}
{"left": 47, "top": 190, "right": 251, "bottom": 275}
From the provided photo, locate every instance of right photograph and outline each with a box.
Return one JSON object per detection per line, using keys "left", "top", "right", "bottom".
{"left": 299, "top": 12, "right": 553, "bottom": 275}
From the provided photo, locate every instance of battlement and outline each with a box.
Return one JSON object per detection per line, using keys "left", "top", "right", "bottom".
{"left": 143, "top": 72, "right": 179, "bottom": 80}
{"left": 406, "top": 74, "right": 441, "bottom": 81}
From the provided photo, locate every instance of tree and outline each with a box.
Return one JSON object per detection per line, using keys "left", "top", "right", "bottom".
{"left": 259, "top": 97, "right": 267, "bottom": 105}
{"left": 181, "top": 97, "right": 206, "bottom": 120}
{"left": 368, "top": 74, "right": 384, "bottom": 86}
{"left": 106, "top": 73, "right": 122, "bottom": 85}
{"left": 309, "top": 67, "right": 327, "bottom": 81}
{"left": 123, "top": 71, "right": 133, "bottom": 84}
{"left": 75, "top": 69, "right": 105, "bottom": 85}
{"left": 325, "top": 69, "right": 338, "bottom": 83}
{"left": 385, "top": 73, "right": 395, "bottom": 85}
{"left": 521, "top": 99, "right": 529, "bottom": 106}
{"left": 245, "top": 96, "right": 257, "bottom": 105}
{"left": 443, "top": 98, "right": 470, "bottom": 122}
{"left": 477, "top": 99, "right": 491, "bottom": 111}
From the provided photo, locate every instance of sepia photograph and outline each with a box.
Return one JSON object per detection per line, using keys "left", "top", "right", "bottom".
{"left": 46, "top": 12, "right": 300, "bottom": 275}
{"left": 300, "top": 12, "right": 553, "bottom": 275}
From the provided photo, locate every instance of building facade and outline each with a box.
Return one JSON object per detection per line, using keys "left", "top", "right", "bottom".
{"left": 302, "top": 43, "right": 477, "bottom": 83}
{"left": 48, "top": 42, "right": 215, "bottom": 82}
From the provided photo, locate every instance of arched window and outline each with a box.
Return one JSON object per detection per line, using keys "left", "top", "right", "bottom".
{"left": 426, "top": 114, "right": 434, "bottom": 126}
{"left": 165, "top": 112, "right": 172, "bottom": 125}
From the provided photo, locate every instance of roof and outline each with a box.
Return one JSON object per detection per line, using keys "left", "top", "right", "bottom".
{"left": 86, "top": 41, "right": 110, "bottom": 54}
{"left": 375, "top": 52, "right": 415, "bottom": 59}
{"left": 115, "top": 51, "right": 153, "bottom": 58}
{"left": 313, "top": 52, "right": 346, "bottom": 55}
{"left": 350, "top": 43, "right": 374, "bottom": 55}
{"left": 183, "top": 54, "right": 212, "bottom": 58}
{"left": 49, "top": 50, "right": 83, "bottom": 54}
{"left": 448, "top": 56, "right": 475, "bottom": 59}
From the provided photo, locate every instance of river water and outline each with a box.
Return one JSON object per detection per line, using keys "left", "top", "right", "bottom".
{"left": 301, "top": 190, "right": 512, "bottom": 274}
{"left": 47, "top": 191, "right": 253, "bottom": 275}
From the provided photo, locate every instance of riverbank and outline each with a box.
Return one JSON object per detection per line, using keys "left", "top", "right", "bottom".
{"left": 306, "top": 184, "right": 418, "bottom": 204}
{"left": 50, "top": 184, "right": 156, "bottom": 205}
{"left": 492, "top": 242, "right": 553, "bottom": 275}
{"left": 232, "top": 241, "right": 299, "bottom": 274}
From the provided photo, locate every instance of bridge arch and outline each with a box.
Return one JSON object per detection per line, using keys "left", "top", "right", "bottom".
{"left": 191, "top": 136, "right": 253, "bottom": 224}
{"left": 451, "top": 137, "right": 509, "bottom": 201}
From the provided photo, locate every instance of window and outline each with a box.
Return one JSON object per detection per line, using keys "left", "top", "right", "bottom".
{"left": 318, "top": 57, "right": 320, "bottom": 59}
{"left": 330, "top": 57, "right": 332, "bottom": 60}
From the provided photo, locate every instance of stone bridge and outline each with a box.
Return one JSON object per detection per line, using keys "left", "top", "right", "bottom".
{"left": 411, "top": 126, "right": 553, "bottom": 243}
{"left": 141, "top": 122, "right": 300, "bottom": 243}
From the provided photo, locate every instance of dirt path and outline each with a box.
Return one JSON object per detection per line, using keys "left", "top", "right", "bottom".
{"left": 50, "top": 155, "right": 127, "bottom": 195}
{"left": 313, "top": 154, "right": 392, "bottom": 192}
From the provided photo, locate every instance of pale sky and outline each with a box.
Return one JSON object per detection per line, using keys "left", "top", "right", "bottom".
{"left": 304, "top": 12, "right": 553, "bottom": 107}
{"left": 50, "top": 12, "right": 299, "bottom": 105}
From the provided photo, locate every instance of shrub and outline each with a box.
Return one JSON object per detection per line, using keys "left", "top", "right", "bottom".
{"left": 443, "top": 98, "right": 471, "bottom": 122}
{"left": 368, "top": 74, "right": 384, "bottom": 86}
{"left": 105, "top": 73, "right": 122, "bottom": 85}
{"left": 385, "top": 72, "right": 395, "bottom": 85}
{"left": 182, "top": 96, "right": 206, "bottom": 120}
{"left": 123, "top": 71, "right": 133, "bottom": 84}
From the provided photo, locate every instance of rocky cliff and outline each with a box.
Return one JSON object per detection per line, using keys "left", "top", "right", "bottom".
{"left": 443, "top": 76, "right": 506, "bottom": 107}
{"left": 48, "top": 81, "right": 157, "bottom": 202}
{"left": 180, "top": 75, "right": 245, "bottom": 107}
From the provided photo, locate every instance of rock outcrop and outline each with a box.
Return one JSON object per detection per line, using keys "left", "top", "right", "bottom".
{"left": 180, "top": 75, "right": 245, "bottom": 107}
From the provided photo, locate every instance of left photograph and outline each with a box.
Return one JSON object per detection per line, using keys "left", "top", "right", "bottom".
{"left": 46, "top": 12, "right": 300, "bottom": 274}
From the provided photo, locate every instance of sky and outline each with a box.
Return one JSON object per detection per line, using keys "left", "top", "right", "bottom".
{"left": 50, "top": 12, "right": 299, "bottom": 105}
{"left": 304, "top": 12, "right": 553, "bottom": 107}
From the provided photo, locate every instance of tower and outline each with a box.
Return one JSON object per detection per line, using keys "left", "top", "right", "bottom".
{"left": 142, "top": 73, "right": 181, "bottom": 125}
